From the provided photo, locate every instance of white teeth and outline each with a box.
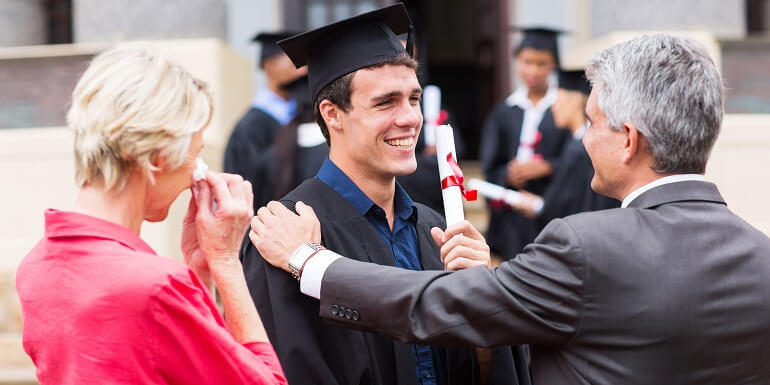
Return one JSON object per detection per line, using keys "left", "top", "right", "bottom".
{"left": 385, "top": 137, "right": 414, "bottom": 148}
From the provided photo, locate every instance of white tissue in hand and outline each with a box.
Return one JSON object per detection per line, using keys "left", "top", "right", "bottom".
{"left": 192, "top": 157, "right": 208, "bottom": 181}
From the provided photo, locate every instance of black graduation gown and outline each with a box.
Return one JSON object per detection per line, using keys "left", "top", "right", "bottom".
{"left": 479, "top": 101, "right": 570, "bottom": 259}
{"left": 223, "top": 107, "right": 282, "bottom": 211}
{"left": 240, "top": 178, "right": 518, "bottom": 385}
{"left": 537, "top": 137, "right": 619, "bottom": 227}
{"left": 291, "top": 144, "right": 329, "bottom": 186}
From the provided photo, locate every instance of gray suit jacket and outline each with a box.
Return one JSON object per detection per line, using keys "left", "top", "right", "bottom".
{"left": 318, "top": 181, "right": 770, "bottom": 384}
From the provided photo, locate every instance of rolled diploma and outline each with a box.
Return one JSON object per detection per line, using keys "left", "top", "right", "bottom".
{"left": 422, "top": 85, "right": 441, "bottom": 146}
{"left": 467, "top": 178, "right": 523, "bottom": 206}
{"left": 435, "top": 124, "right": 464, "bottom": 226}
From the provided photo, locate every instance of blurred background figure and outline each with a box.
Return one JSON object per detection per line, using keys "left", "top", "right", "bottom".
{"left": 511, "top": 70, "right": 619, "bottom": 225}
{"left": 224, "top": 32, "right": 307, "bottom": 212}
{"left": 269, "top": 75, "right": 329, "bottom": 200}
{"left": 480, "top": 27, "right": 570, "bottom": 260}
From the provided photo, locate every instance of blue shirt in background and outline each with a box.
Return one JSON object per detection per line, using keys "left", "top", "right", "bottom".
{"left": 252, "top": 87, "right": 297, "bottom": 125}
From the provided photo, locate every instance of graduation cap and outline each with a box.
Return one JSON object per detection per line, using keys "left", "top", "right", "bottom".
{"left": 512, "top": 27, "right": 565, "bottom": 67}
{"left": 252, "top": 32, "right": 296, "bottom": 67}
{"left": 278, "top": 3, "right": 414, "bottom": 102}
{"left": 559, "top": 70, "right": 592, "bottom": 95}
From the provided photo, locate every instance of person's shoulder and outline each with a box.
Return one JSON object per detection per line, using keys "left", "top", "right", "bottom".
{"left": 562, "top": 207, "right": 626, "bottom": 229}
{"left": 232, "top": 107, "right": 278, "bottom": 133}
{"left": 489, "top": 100, "right": 519, "bottom": 116}
{"left": 282, "top": 179, "right": 352, "bottom": 219}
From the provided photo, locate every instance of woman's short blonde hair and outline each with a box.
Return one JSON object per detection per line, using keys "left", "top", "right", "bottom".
{"left": 68, "top": 44, "right": 214, "bottom": 191}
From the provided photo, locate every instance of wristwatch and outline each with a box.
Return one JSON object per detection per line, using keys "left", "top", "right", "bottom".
{"left": 288, "top": 243, "right": 326, "bottom": 281}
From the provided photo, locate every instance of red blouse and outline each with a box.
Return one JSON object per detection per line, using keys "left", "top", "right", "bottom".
{"left": 16, "top": 209, "right": 287, "bottom": 385}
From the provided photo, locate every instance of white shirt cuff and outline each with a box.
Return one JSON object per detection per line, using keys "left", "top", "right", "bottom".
{"left": 299, "top": 249, "right": 341, "bottom": 299}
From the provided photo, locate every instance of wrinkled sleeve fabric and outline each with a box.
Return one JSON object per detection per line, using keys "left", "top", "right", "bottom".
{"left": 149, "top": 271, "right": 287, "bottom": 385}
{"left": 318, "top": 218, "right": 585, "bottom": 348}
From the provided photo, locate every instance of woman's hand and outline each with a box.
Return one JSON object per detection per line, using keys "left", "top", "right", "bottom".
{"left": 507, "top": 158, "right": 553, "bottom": 188}
{"left": 181, "top": 192, "right": 211, "bottom": 288}
{"left": 182, "top": 171, "right": 254, "bottom": 270}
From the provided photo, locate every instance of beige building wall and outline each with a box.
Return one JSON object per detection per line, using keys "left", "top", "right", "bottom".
{"left": 706, "top": 114, "right": 770, "bottom": 235}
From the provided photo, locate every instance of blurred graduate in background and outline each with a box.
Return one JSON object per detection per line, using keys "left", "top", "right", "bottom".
{"left": 510, "top": 70, "right": 619, "bottom": 226}
{"left": 480, "top": 27, "right": 570, "bottom": 260}
{"left": 224, "top": 32, "right": 307, "bottom": 211}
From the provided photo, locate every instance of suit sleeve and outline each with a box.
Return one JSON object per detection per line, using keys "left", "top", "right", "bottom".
{"left": 480, "top": 106, "right": 510, "bottom": 186}
{"left": 149, "top": 271, "right": 287, "bottom": 385}
{"left": 318, "top": 218, "right": 585, "bottom": 347}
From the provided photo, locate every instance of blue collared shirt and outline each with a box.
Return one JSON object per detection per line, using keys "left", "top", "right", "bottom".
{"left": 252, "top": 87, "right": 297, "bottom": 125}
{"left": 316, "top": 158, "right": 438, "bottom": 385}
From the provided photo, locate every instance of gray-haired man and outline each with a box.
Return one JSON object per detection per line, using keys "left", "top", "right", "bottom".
{"left": 251, "top": 34, "right": 770, "bottom": 384}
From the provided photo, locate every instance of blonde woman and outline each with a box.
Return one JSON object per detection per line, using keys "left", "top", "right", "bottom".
{"left": 16, "top": 45, "right": 287, "bottom": 384}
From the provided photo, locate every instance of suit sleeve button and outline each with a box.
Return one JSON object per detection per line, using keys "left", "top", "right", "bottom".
{"left": 345, "top": 308, "right": 352, "bottom": 319}
{"left": 352, "top": 310, "right": 360, "bottom": 321}
{"left": 331, "top": 305, "right": 338, "bottom": 316}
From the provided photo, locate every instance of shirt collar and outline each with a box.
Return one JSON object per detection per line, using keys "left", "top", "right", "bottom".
{"left": 43, "top": 209, "right": 156, "bottom": 254}
{"left": 252, "top": 87, "right": 297, "bottom": 125}
{"left": 315, "top": 158, "right": 416, "bottom": 221}
{"left": 622, "top": 174, "right": 705, "bottom": 208}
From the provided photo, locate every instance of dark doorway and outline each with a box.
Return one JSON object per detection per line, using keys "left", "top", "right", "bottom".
{"left": 398, "top": 0, "right": 510, "bottom": 160}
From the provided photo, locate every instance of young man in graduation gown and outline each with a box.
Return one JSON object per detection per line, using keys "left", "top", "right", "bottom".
{"left": 511, "top": 71, "right": 619, "bottom": 226}
{"left": 224, "top": 32, "right": 307, "bottom": 211}
{"left": 480, "top": 28, "right": 571, "bottom": 260}
{"left": 251, "top": 34, "right": 770, "bottom": 385}
{"left": 240, "top": 5, "right": 518, "bottom": 385}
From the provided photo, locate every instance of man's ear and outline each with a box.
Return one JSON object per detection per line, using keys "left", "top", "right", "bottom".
{"left": 621, "top": 122, "right": 641, "bottom": 165}
{"left": 319, "top": 99, "right": 343, "bottom": 134}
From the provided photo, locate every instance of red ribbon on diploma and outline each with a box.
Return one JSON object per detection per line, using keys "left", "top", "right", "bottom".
{"left": 441, "top": 153, "right": 477, "bottom": 201}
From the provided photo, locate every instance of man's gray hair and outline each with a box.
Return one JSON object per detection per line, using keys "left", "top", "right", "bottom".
{"left": 585, "top": 34, "right": 724, "bottom": 174}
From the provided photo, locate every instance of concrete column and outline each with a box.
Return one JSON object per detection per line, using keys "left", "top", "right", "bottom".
{"left": 589, "top": 0, "right": 745, "bottom": 39}
{"left": 0, "top": 0, "right": 46, "bottom": 47}
{"left": 73, "top": 0, "right": 227, "bottom": 43}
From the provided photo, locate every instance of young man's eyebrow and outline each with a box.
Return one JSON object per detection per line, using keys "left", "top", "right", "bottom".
{"left": 371, "top": 91, "right": 401, "bottom": 103}
{"left": 370, "top": 88, "right": 423, "bottom": 104}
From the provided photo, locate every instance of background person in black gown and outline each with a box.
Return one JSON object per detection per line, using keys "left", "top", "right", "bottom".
{"left": 480, "top": 28, "right": 570, "bottom": 260}
{"left": 511, "top": 71, "right": 619, "bottom": 225}
{"left": 224, "top": 32, "right": 306, "bottom": 212}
